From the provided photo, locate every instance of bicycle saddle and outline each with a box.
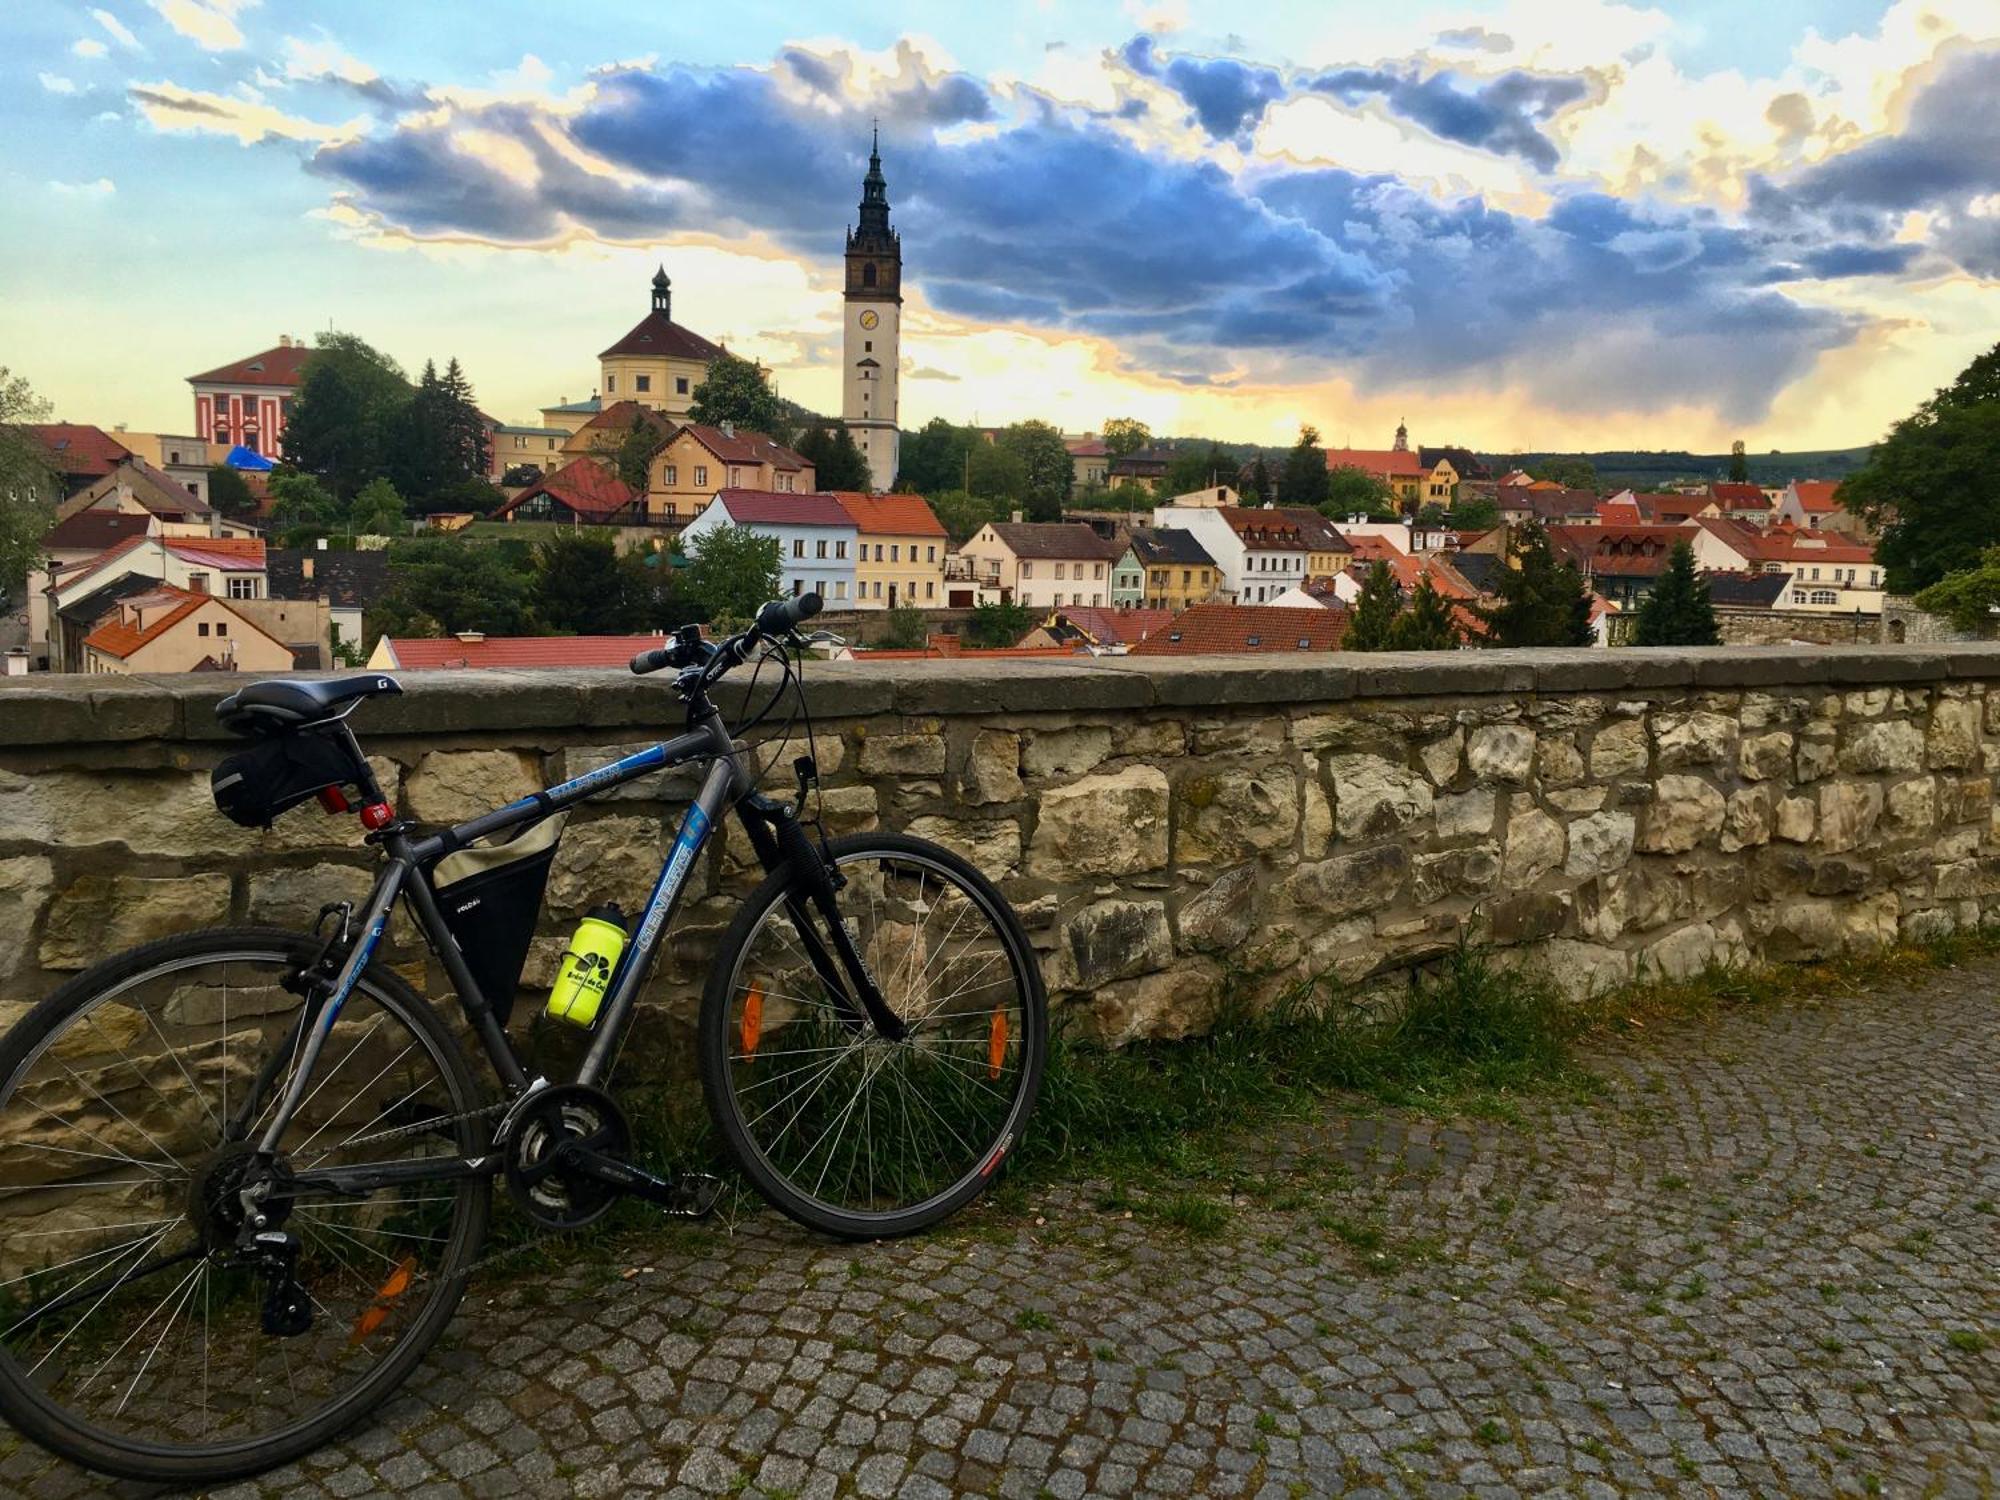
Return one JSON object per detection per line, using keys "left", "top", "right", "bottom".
{"left": 216, "top": 673, "right": 403, "bottom": 735}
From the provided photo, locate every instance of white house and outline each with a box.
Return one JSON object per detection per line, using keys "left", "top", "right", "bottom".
{"left": 1152, "top": 505, "right": 1311, "bottom": 604}
{"left": 679, "top": 490, "right": 860, "bottom": 605}
{"left": 952, "top": 522, "right": 1125, "bottom": 610}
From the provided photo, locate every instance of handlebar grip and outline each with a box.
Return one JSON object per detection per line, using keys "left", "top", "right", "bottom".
{"left": 630, "top": 647, "right": 672, "bottom": 675}
{"left": 756, "top": 592, "right": 824, "bottom": 638}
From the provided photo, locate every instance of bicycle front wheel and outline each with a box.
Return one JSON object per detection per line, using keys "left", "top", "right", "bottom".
{"left": 0, "top": 928, "right": 490, "bottom": 1485}
{"left": 700, "top": 833, "right": 1047, "bottom": 1239}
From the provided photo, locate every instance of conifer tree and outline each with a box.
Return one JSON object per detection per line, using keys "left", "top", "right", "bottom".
{"left": 1632, "top": 540, "right": 1720, "bottom": 647}
{"left": 1483, "top": 523, "right": 1595, "bottom": 647}
{"left": 1244, "top": 455, "right": 1272, "bottom": 505}
{"left": 1277, "top": 424, "right": 1329, "bottom": 508}
{"left": 1384, "top": 575, "right": 1462, "bottom": 650}
{"left": 1344, "top": 560, "right": 1402, "bottom": 651}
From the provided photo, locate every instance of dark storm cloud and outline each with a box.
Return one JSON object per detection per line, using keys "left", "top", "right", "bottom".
{"left": 1309, "top": 65, "right": 1588, "bottom": 171}
{"left": 1158, "top": 54, "right": 1285, "bottom": 139}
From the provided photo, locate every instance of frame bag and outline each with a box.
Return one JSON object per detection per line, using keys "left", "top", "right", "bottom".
{"left": 211, "top": 730, "right": 359, "bottom": 829}
{"left": 427, "top": 814, "right": 568, "bottom": 1024}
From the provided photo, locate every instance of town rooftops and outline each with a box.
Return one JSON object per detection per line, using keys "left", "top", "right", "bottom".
{"left": 1131, "top": 603, "right": 1348, "bottom": 656}
{"left": 1324, "top": 446, "right": 1425, "bottom": 477}
{"left": 1271, "top": 507, "right": 1354, "bottom": 553}
{"left": 266, "top": 548, "right": 391, "bottom": 607}
{"left": 1056, "top": 606, "right": 1176, "bottom": 647}
{"left": 1127, "top": 526, "right": 1217, "bottom": 567}
{"left": 598, "top": 307, "right": 725, "bottom": 363}
{"left": 830, "top": 492, "right": 946, "bottom": 537}
{"left": 1624, "top": 491, "right": 1713, "bottom": 524}
{"left": 710, "top": 490, "right": 856, "bottom": 527}
{"left": 42, "top": 510, "right": 154, "bottom": 554}
{"left": 495, "top": 457, "right": 638, "bottom": 520}
{"left": 987, "top": 521, "right": 1126, "bottom": 560}
{"left": 1708, "top": 482, "right": 1767, "bottom": 508}
{"left": 187, "top": 342, "right": 314, "bottom": 389}
{"left": 572, "top": 400, "right": 675, "bottom": 443}
{"left": 80, "top": 584, "right": 276, "bottom": 661}
{"left": 1788, "top": 480, "right": 1843, "bottom": 513}
{"left": 29, "top": 423, "right": 133, "bottom": 479}
{"left": 1064, "top": 436, "right": 1108, "bottom": 458}
{"left": 67, "top": 456, "right": 213, "bottom": 519}
{"left": 543, "top": 397, "right": 604, "bottom": 416}
{"left": 1216, "top": 507, "right": 1309, "bottom": 552}
{"left": 375, "top": 633, "right": 672, "bottom": 671}
{"left": 1705, "top": 571, "right": 1793, "bottom": 608}
{"left": 1417, "top": 445, "right": 1492, "bottom": 480}
{"left": 679, "top": 424, "right": 812, "bottom": 472}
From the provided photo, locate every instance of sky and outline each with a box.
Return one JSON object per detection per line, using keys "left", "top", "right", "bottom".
{"left": 5, "top": 0, "right": 2000, "bottom": 456}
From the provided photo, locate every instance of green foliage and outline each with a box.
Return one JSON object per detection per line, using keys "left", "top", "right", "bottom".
{"left": 533, "top": 532, "right": 656, "bottom": 634}
{"left": 1278, "top": 424, "right": 1329, "bottom": 508}
{"left": 1243, "top": 455, "right": 1272, "bottom": 505}
{"left": 1729, "top": 440, "right": 1749, "bottom": 484}
{"left": 206, "top": 463, "right": 257, "bottom": 517}
{"left": 1632, "top": 541, "right": 1720, "bottom": 647}
{"left": 348, "top": 477, "right": 406, "bottom": 537}
{"left": 1101, "top": 417, "right": 1151, "bottom": 462}
{"left": 1416, "top": 501, "right": 1448, "bottom": 526}
{"left": 266, "top": 471, "right": 340, "bottom": 530}
{"left": 1845, "top": 338, "right": 2000, "bottom": 592}
{"left": 378, "top": 536, "right": 538, "bottom": 636}
{"left": 393, "top": 357, "right": 489, "bottom": 505}
{"left": 1385, "top": 576, "right": 1463, "bottom": 651}
{"left": 1163, "top": 441, "right": 1234, "bottom": 499}
{"left": 283, "top": 331, "right": 411, "bottom": 500}
{"left": 998, "top": 420, "right": 1072, "bottom": 520}
{"left": 427, "top": 476, "right": 506, "bottom": 516}
{"left": 795, "top": 420, "right": 871, "bottom": 492}
{"left": 593, "top": 408, "right": 665, "bottom": 495}
{"left": 684, "top": 523, "right": 782, "bottom": 623}
{"left": 928, "top": 488, "right": 1000, "bottom": 547}
{"left": 688, "top": 351, "right": 792, "bottom": 446}
{"left": 1913, "top": 546, "right": 2000, "bottom": 629}
{"left": 1483, "top": 524, "right": 1595, "bottom": 647}
{"left": 965, "top": 600, "right": 1033, "bottom": 648}
{"left": 1449, "top": 495, "right": 1499, "bottom": 529}
{"left": 895, "top": 417, "right": 975, "bottom": 496}
{"left": 0, "top": 368, "right": 56, "bottom": 598}
{"left": 1528, "top": 455, "right": 1598, "bottom": 490}
{"left": 966, "top": 440, "right": 1028, "bottom": 504}
{"left": 1321, "top": 464, "right": 1393, "bottom": 516}
{"left": 878, "top": 606, "right": 928, "bottom": 650}
{"left": 1344, "top": 561, "right": 1402, "bottom": 651}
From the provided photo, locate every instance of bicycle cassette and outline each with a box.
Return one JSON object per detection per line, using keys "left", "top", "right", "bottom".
{"left": 503, "top": 1083, "right": 631, "bottom": 1232}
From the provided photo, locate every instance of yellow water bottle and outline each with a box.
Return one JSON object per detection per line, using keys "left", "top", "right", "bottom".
{"left": 547, "top": 904, "right": 627, "bottom": 1027}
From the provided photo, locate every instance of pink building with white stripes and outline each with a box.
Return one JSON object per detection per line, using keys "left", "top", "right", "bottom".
{"left": 187, "top": 337, "right": 312, "bottom": 458}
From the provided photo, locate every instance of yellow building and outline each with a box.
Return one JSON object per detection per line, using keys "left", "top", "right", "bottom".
{"left": 645, "top": 424, "right": 815, "bottom": 525}
{"left": 832, "top": 493, "right": 949, "bottom": 608}
{"left": 1273, "top": 507, "right": 1355, "bottom": 577}
{"left": 562, "top": 401, "right": 675, "bottom": 462}
{"left": 81, "top": 585, "right": 294, "bottom": 675}
{"left": 492, "top": 424, "right": 568, "bottom": 477}
{"left": 1125, "top": 527, "right": 1222, "bottom": 611}
{"left": 600, "top": 266, "right": 724, "bottom": 417}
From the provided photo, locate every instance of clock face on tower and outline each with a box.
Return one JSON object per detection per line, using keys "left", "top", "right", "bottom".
{"left": 858, "top": 310, "right": 879, "bottom": 330}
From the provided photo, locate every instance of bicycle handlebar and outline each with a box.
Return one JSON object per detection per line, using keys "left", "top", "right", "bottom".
{"left": 629, "top": 593, "right": 824, "bottom": 679}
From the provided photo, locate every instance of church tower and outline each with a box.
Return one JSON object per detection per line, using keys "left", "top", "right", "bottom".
{"left": 842, "top": 127, "right": 901, "bottom": 492}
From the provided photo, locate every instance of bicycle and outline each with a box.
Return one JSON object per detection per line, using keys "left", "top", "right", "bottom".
{"left": 0, "top": 593, "right": 1047, "bottom": 1484}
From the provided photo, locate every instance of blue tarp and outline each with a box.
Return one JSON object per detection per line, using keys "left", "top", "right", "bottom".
{"left": 224, "top": 445, "right": 275, "bottom": 471}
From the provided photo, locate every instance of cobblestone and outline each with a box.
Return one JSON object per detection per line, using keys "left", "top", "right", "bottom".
{"left": 6, "top": 964, "right": 2000, "bottom": 1495}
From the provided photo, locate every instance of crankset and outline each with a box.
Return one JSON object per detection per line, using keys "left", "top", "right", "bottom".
{"left": 502, "top": 1083, "right": 722, "bottom": 1231}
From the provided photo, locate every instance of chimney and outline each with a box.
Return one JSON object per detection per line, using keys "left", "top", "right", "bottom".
{"left": 1011, "top": 509, "right": 1024, "bottom": 524}
{"left": 455, "top": 631, "right": 486, "bottom": 644}
{"left": 720, "top": 420, "right": 735, "bottom": 439}
{"left": 278, "top": 335, "right": 290, "bottom": 349}
{"left": 302, "top": 557, "right": 315, "bottom": 582}
{"left": 315, "top": 536, "right": 328, "bottom": 550}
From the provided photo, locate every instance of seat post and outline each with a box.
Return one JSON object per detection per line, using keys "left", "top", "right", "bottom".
{"left": 333, "top": 720, "right": 388, "bottom": 810}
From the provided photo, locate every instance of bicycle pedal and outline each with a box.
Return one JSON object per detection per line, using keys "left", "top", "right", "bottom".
{"left": 564, "top": 1147, "right": 721, "bottom": 1218}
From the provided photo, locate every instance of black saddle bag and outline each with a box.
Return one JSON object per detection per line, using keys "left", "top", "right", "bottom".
{"left": 425, "top": 815, "right": 567, "bottom": 1023}
{"left": 211, "top": 729, "right": 360, "bottom": 829}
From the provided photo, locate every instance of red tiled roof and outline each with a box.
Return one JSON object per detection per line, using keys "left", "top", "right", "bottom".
{"left": 28, "top": 424, "right": 132, "bottom": 478}
{"left": 572, "top": 400, "right": 674, "bottom": 443}
{"left": 187, "top": 343, "right": 314, "bottom": 389}
{"left": 166, "top": 536, "right": 265, "bottom": 567}
{"left": 381, "top": 634, "right": 672, "bottom": 670}
{"left": 1271, "top": 507, "right": 1353, "bottom": 553}
{"left": 987, "top": 522, "right": 1126, "bottom": 560}
{"left": 1216, "top": 507, "right": 1309, "bottom": 552}
{"left": 1323, "top": 447, "right": 1424, "bottom": 477}
{"left": 1789, "top": 480, "right": 1842, "bottom": 513}
{"left": 1130, "top": 603, "right": 1348, "bottom": 656}
{"left": 598, "top": 310, "right": 724, "bottom": 363}
{"left": 1065, "top": 436, "right": 1108, "bottom": 457}
{"left": 1596, "top": 501, "right": 1642, "bottom": 525}
{"left": 712, "top": 489, "right": 856, "bottom": 527}
{"left": 495, "top": 458, "right": 637, "bottom": 520}
{"left": 1709, "top": 482, "right": 1766, "bottom": 506}
{"left": 43, "top": 510, "right": 153, "bottom": 553}
{"left": 1343, "top": 533, "right": 1405, "bottom": 562}
{"left": 81, "top": 584, "right": 277, "bottom": 660}
{"left": 1058, "top": 606, "right": 1176, "bottom": 647}
{"left": 830, "top": 492, "right": 947, "bottom": 538}
{"left": 1627, "top": 492, "right": 1711, "bottom": 523}
{"left": 677, "top": 423, "right": 810, "bottom": 472}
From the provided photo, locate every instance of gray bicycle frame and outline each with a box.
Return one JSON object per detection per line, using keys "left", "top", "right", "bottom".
{"left": 252, "top": 707, "right": 750, "bottom": 1161}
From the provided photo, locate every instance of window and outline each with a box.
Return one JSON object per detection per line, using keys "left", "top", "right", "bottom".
{"left": 835, "top": 580, "right": 847, "bottom": 599}
{"left": 729, "top": 468, "right": 741, "bottom": 487}
{"left": 862, "top": 262, "right": 877, "bottom": 288}
{"left": 227, "top": 576, "right": 258, "bottom": 600}
{"left": 891, "top": 545, "right": 900, "bottom": 562}
{"left": 864, "top": 340, "right": 872, "bottom": 352}
{"left": 197, "top": 622, "right": 210, "bottom": 637}
{"left": 215, "top": 621, "right": 228, "bottom": 637}
{"left": 186, "top": 572, "right": 210, "bottom": 594}
{"left": 548, "top": 438, "right": 557, "bottom": 451}
{"left": 836, "top": 541, "right": 848, "bottom": 559}
{"left": 1247, "top": 635, "right": 1262, "bottom": 646}
{"left": 925, "top": 581, "right": 934, "bottom": 599}
{"left": 676, "top": 376, "right": 689, "bottom": 395}
{"left": 1054, "top": 564, "right": 1066, "bottom": 580}
{"left": 1072, "top": 592, "right": 1082, "bottom": 605}
{"left": 664, "top": 465, "right": 678, "bottom": 486}
{"left": 1181, "top": 569, "right": 1191, "bottom": 587}
{"left": 1020, "top": 562, "right": 1033, "bottom": 578}
{"left": 816, "top": 539, "right": 828, "bottom": 559}
{"left": 694, "top": 466, "right": 707, "bottom": 487}
{"left": 875, "top": 580, "right": 884, "bottom": 598}
{"left": 778, "top": 474, "right": 792, "bottom": 492}
{"left": 792, "top": 539, "right": 805, "bottom": 558}
{"left": 1094, "top": 564, "right": 1104, "bottom": 579}
{"left": 1812, "top": 589, "right": 1838, "bottom": 605}
{"left": 927, "top": 546, "right": 936, "bottom": 562}
{"left": 606, "top": 375, "right": 616, "bottom": 392}
{"left": 636, "top": 375, "right": 651, "bottom": 393}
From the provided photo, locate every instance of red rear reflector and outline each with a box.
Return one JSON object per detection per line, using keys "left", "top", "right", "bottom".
{"left": 360, "top": 802, "right": 396, "bottom": 830}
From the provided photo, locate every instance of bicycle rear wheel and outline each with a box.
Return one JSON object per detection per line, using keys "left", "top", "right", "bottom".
{"left": 0, "top": 928, "right": 490, "bottom": 1484}
{"left": 700, "top": 833, "right": 1046, "bottom": 1239}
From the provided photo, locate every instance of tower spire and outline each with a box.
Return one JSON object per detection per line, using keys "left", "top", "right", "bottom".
{"left": 651, "top": 263, "right": 671, "bottom": 319}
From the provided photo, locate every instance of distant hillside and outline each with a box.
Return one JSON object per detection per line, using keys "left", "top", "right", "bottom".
{"left": 1480, "top": 447, "right": 1875, "bottom": 490}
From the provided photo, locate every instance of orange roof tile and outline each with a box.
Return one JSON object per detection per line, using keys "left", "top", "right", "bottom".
{"left": 1789, "top": 480, "right": 1842, "bottom": 513}
{"left": 1323, "top": 447, "right": 1425, "bottom": 477}
{"left": 830, "top": 491, "right": 947, "bottom": 538}
{"left": 187, "top": 343, "right": 314, "bottom": 389}
{"left": 1130, "top": 603, "right": 1347, "bottom": 656}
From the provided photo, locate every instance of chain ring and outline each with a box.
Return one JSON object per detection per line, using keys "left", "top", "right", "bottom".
{"left": 503, "top": 1083, "right": 631, "bottom": 1232}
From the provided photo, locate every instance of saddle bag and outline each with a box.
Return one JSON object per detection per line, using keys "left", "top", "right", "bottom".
{"left": 210, "top": 730, "right": 360, "bottom": 829}
{"left": 426, "top": 814, "right": 568, "bottom": 1023}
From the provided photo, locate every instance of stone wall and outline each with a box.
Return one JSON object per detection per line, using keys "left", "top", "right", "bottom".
{"left": 1711, "top": 608, "right": 1883, "bottom": 648}
{"left": 5, "top": 645, "right": 2000, "bottom": 1049}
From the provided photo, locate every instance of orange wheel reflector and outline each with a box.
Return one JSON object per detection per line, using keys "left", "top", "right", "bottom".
{"left": 349, "top": 1255, "right": 417, "bottom": 1346}
{"left": 741, "top": 988, "right": 764, "bottom": 1057}
{"left": 988, "top": 1009, "right": 1008, "bottom": 1079}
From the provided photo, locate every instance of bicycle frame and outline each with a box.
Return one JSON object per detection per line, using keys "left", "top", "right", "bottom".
{"left": 247, "top": 701, "right": 774, "bottom": 1189}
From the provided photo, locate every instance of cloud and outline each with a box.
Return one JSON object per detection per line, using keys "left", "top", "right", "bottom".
{"left": 129, "top": 81, "right": 364, "bottom": 144}
{"left": 40, "top": 73, "right": 78, "bottom": 95}
{"left": 73, "top": 38, "right": 109, "bottom": 60}
{"left": 148, "top": 0, "right": 255, "bottom": 51}
{"left": 907, "top": 365, "right": 961, "bottom": 381}
{"left": 1159, "top": 52, "right": 1285, "bottom": 140}
{"left": 48, "top": 177, "right": 116, "bottom": 198}
{"left": 1436, "top": 27, "right": 1512, "bottom": 54}
{"left": 91, "top": 8, "right": 141, "bottom": 49}
{"left": 1309, "top": 65, "right": 1589, "bottom": 171}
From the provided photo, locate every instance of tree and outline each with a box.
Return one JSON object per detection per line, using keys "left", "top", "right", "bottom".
{"left": 592, "top": 407, "right": 665, "bottom": 495}
{"left": 1344, "top": 561, "right": 1402, "bottom": 651}
{"left": 266, "top": 471, "right": 340, "bottom": 531}
{"left": 534, "top": 532, "right": 653, "bottom": 634}
{"left": 896, "top": 417, "right": 973, "bottom": 496}
{"left": 349, "top": 477, "right": 406, "bottom": 537}
{"left": 965, "top": 441, "right": 1027, "bottom": 504}
{"left": 283, "top": 331, "right": 411, "bottom": 500}
{"left": 998, "top": 420, "right": 1072, "bottom": 520}
{"left": 1416, "top": 501, "right": 1449, "bottom": 527}
{"left": 1163, "top": 441, "right": 1233, "bottom": 498}
{"left": 1101, "top": 417, "right": 1151, "bottom": 462}
{"left": 0, "top": 368, "right": 56, "bottom": 602}
{"left": 428, "top": 476, "right": 507, "bottom": 516}
{"left": 878, "top": 606, "right": 928, "bottom": 650}
{"left": 1321, "top": 465, "right": 1394, "bottom": 517}
{"left": 1242, "top": 456, "right": 1273, "bottom": 505}
{"left": 1449, "top": 494, "right": 1500, "bottom": 529}
{"left": 1728, "top": 440, "right": 1749, "bottom": 484}
{"left": 796, "top": 420, "right": 871, "bottom": 492}
{"left": 438, "top": 358, "right": 490, "bottom": 487}
{"left": 684, "top": 523, "right": 782, "bottom": 623}
{"left": 929, "top": 489, "right": 998, "bottom": 547}
{"left": 1914, "top": 545, "right": 2000, "bottom": 629}
{"left": 1384, "top": 576, "right": 1463, "bottom": 651}
{"left": 1277, "top": 425, "right": 1329, "bottom": 508}
{"left": 1528, "top": 456, "right": 1598, "bottom": 490}
{"left": 207, "top": 464, "right": 257, "bottom": 516}
{"left": 965, "top": 600, "right": 1033, "bottom": 648}
{"left": 688, "top": 351, "right": 790, "bottom": 444}
{"left": 1631, "top": 540, "right": 1720, "bottom": 647}
{"left": 1482, "top": 524, "right": 1595, "bottom": 647}
{"left": 1844, "top": 338, "right": 2000, "bottom": 592}
{"left": 378, "top": 537, "right": 538, "bottom": 636}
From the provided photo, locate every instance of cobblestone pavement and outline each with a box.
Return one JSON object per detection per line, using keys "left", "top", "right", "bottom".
{"left": 6, "top": 963, "right": 1997, "bottom": 1499}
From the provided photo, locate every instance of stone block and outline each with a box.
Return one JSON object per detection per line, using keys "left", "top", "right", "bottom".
{"left": 246, "top": 863, "right": 379, "bottom": 931}
{"left": 1082, "top": 959, "right": 1224, "bottom": 1047}
{"left": 1589, "top": 718, "right": 1649, "bottom": 779}
{"left": 1174, "top": 766, "right": 1300, "bottom": 865}
{"left": 1189, "top": 716, "right": 1285, "bottom": 756}
{"left": 550, "top": 814, "right": 671, "bottom": 915}
{"left": 1435, "top": 787, "right": 1497, "bottom": 839}
{"left": 961, "top": 731, "right": 1022, "bottom": 806}
{"left": 1483, "top": 889, "right": 1569, "bottom": 944}
{"left": 40, "top": 873, "right": 232, "bottom": 970}
{"left": 1564, "top": 810, "right": 1635, "bottom": 880}
{"left": 1817, "top": 781, "right": 1883, "bottom": 854}
{"left": 1502, "top": 803, "right": 1564, "bottom": 884}
{"left": 1773, "top": 795, "right": 1816, "bottom": 843}
{"left": 1417, "top": 729, "right": 1464, "bottom": 786}
{"left": 1720, "top": 786, "right": 1774, "bottom": 854}
{"left": 1028, "top": 765, "right": 1169, "bottom": 877}
{"left": 1053, "top": 899, "right": 1172, "bottom": 990}
{"left": 1536, "top": 939, "right": 1634, "bottom": 999}
{"left": 1545, "top": 785, "right": 1607, "bottom": 814}
{"left": 1536, "top": 734, "right": 1583, "bottom": 787}
{"left": 1329, "top": 754, "right": 1433, "bottom": 841}
{"left": 1885, "top": 776, "right": 1936, "bottom": 836}
{"left": 1177, "top": 865, "right": 1260, "bottom": 953}
{"left": 1642, "top": 921, "right": 1744, "bottom": 980}
{"left": 1653, "top": 711, "right": 1738, "bottom": 769}
{"left": 1411, "top": 844, "right": 1500, "bottom": 904}
{"left": 0, "top": 856, "right": 54, "bottom": 981}
{"left": 1466, "top": 724, "right": 1535, "bottom": 784}
{"left": 405, "top": 750, "right": 543, "bottom": 825}
{"left": 1022, "top": 726, "right": 1113, "bottom": 779}
{"left": 1738, "top": 731, "right": 1793, "bottom": 782}
{"left": 1284, "top": 845, "right": 1408, "bottom": 920}
{"left": 1636, "top": 774, "right": 1725, "bottom": 854}
{"left": 1795, "top": 727, "right": 1838, "bottom": 782}
{"left": 1926, "top": 698, "right": 1980, "bottom": 769}
{"left": 1838, "top": 719, "right": 1924, "bottom": 776}
{"left": 904, "top": 816, "right": 1023, "bottom": 882}
{"left": 855, "top": 726, "right": 948, "bottom": 777}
